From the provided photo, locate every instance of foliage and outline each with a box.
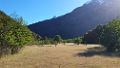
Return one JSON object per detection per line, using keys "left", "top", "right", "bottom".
{"left": 100, "top": 19, "right": 120, "bottom": 52}
{"left": 0, "top": 11, "right": 34, "bottom": 56}
{"left": 64, "top": 39, "right": 74, "bottom": 43}
{"left": 81, "top": 19, "right": 120, "bottom": 52}
{"left": 73, "top": 37, "right": 82, "bottom": 45}
{"left": 82, "top": 19, "right": 120, "bottom": 52}
{"left": 40, "top": 36, "right": 50, "bottom": 45}
{"left": 53, "top": 35, "right": 62, "bottom": 46}
{"left": 82, "top": 25, "right": 103, "bottom": 44}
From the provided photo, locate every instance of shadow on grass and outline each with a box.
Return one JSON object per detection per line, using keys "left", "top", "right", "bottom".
{"left": 76, "top": 47, "right": 120, "bottom": 57}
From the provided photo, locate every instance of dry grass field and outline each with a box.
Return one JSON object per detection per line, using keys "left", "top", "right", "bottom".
{"left": 0, "top": 44, "right": 120, "bottom": 68}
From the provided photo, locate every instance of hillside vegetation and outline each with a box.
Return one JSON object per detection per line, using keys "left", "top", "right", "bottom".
{"left": 0, "top": 11, "right": 34, "bottom": 56}
{"left": 83, "top": 19, "right": 120, "bottom": 52}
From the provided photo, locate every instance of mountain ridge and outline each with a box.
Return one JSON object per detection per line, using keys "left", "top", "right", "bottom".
{"left": 28, "top": 0, "right": 120, "bottom": 39}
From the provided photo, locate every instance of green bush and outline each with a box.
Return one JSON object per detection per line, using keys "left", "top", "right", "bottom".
{"left": 73, "top": 37, "right": 82, "bottom": 45}
{"left": 100, "top": 19, "right": 120, "bottom": 52}
{"left": 53, "top": 35, "right": 62, "bottom": 46}
{"left": 0, "top": 11, "right": 34, "bottom": 56}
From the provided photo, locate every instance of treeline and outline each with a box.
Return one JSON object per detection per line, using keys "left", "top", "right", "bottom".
{"left": 33, "top": 34, "right": 82, "bottom": 46}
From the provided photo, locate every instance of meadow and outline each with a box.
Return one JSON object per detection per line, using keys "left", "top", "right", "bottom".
{"left": 0, "top": 44, "right": 120, "bottom": 68}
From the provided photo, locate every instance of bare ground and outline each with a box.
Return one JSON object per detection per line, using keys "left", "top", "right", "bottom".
{"left": 0, "top": 44, "right": 120, "bottom": 68}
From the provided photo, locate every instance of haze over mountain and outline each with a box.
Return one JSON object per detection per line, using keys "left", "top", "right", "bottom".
{"left": 28, "top": 0, "right": 120, "bottom": 39}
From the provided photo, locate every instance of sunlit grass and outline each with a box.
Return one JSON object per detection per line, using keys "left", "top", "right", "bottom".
{"left": 0, "top": 44, "right": 120, "bottom": 68}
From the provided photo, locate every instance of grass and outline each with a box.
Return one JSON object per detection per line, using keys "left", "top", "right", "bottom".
{"left": 0, "top": 43, "right": 120, "bottom": 68}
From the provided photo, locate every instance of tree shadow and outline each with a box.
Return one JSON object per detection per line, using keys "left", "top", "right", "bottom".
{"left": 76, "top": 47, "right": 120, "bottom": 57}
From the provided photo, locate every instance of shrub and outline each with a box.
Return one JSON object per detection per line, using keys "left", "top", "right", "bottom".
{"left": 53, "top": 35, "right": 62, "bottom": 46}
{"left": 73, "top": 37, "right": 82, "bottom": 45}
{"left": 0, "top": 11, "right": 34, "bottom": 56}
{"left": 82, "top": 25, "right": 103, "bottom": 44}
{"left": 100, "top": 19, "right": 120, "bottom": 52}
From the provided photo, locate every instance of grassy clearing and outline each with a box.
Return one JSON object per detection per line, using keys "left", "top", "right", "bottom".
{"left": 0, "top": 44, "right": 120, "bottom": 68}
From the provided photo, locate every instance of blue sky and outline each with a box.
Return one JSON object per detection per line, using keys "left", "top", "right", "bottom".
{"left": 0, "top": 0, "right": 90, "bottom": 24}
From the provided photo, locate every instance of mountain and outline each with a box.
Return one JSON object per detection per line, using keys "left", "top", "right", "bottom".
{"left": 28, "top": 0, "right": 120, "bottom": 39}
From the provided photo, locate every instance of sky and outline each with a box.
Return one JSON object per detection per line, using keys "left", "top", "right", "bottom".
{"left": 0, "top": 0, "right": 90, "bottom": 24}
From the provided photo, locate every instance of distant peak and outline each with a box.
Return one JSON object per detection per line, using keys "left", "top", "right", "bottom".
{"left": 89, "top": 0, "right": 104, "bottom": 5}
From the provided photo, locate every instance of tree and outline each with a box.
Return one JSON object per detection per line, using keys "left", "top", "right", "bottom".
{"left": 74, "top": 37, "right": 82, "bottom": 45}
{"left": 53, "top": 35, "right": 62, "bottom": 46}
{"left": 32, "top": 32, "right": 42, "bottom": 45}
{"left": 43, "top": 36, "right": 51, "bottom": 45}
{"left": 62, "top": 40, "right": 67, "bottom": 45}
{"left": 0, "top": 11, "right": 34, "bottom": 56}
{"left": 82, "top": 25, "right": 103, "bottom": 44}
{"left": 100, "top": 19, "right": 120, "bottom": 52}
